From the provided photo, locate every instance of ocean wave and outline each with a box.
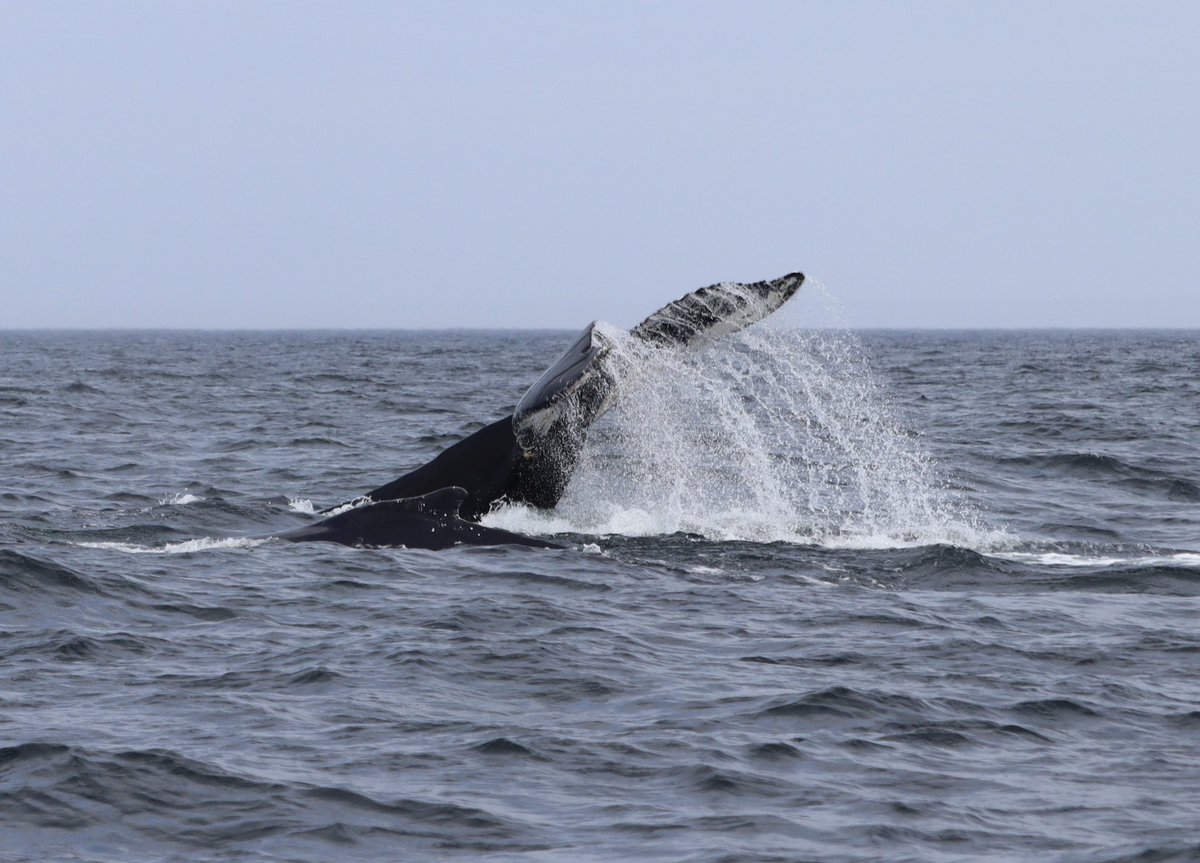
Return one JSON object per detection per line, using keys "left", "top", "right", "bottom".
{"left": 0, "top": 740, "right": 535, "bottom": 850}
{"left": 1029, "top": 566, "right": 1200, "bottom": 596}
{"left": 0, "top": 629, "right": 161, "bottom": 663}
{"left": 0, "top": 549, "right": 106, "bottom": 596}
{"left": 999, "top": 452, "right": 1200, "bottom": 501}
{"left": 751, "top": 686, "right": 931, "bottom": 723}
{"left": 287, "top": 436, "right": 352, "bottom": 448}
{"left": 60, "top": 381, "right": 105, "bottom": 395}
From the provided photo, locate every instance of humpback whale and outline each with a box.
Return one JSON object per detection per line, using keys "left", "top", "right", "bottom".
{"left": 280, "top": 272, "right": 804, "bottom": 549}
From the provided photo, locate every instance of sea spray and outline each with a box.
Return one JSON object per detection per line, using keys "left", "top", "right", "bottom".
{"left": 488, "top": 322, "right": 991, "bottom": 547}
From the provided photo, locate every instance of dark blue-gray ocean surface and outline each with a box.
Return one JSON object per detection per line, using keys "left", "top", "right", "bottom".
{"left": 2, "top": 327, "right": 1199, "bottom": 863}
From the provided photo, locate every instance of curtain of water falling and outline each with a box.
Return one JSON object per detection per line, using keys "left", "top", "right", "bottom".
{"left": 550, "top": 324, "right": 980, "bottom": 545}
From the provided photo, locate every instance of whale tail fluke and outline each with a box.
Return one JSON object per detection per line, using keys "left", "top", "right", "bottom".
{"left": 630, "top": 272, "right": 804, "bottom": 348}
{"left": 512, "top": 271, "right": 805, "bottom": 449}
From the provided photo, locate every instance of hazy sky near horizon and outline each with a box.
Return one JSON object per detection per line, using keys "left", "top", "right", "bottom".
{"left": 2, "top": 1, "right": 1196, "bottom": 329}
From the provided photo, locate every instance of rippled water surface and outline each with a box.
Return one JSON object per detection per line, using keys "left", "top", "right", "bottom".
{"left": 2, "top": 327, "right": 1199, "bottom": 863}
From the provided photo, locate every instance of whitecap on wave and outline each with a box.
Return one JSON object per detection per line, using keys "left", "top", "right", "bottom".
{"left": 991, "top": 550, "right": 1200, "bottom": 569}
{"left": 159, "top": 492, "right": 205, "bottom": 506}
{"left": 74, "top": 537, "right": 269, "bottom": 554}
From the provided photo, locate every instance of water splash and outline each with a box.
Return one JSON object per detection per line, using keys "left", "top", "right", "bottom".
{"left": 488, "top": 321, "right": 992, "bottom": 548}
{"left": 159, "top": 492, "right": 205, "bottom": 506}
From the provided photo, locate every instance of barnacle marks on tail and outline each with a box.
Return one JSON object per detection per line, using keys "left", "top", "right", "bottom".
{"left": 630, "top": 272, "right": 804, "bottom": 348}
{"left": 511, "top": 271, "right": 805, "bottom": 453}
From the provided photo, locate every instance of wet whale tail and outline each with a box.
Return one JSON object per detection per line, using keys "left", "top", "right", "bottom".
{"left": 512, "top": 272, "right": 805, "bottom": 451}
{"left": 630, "top": 271, "right": 804, "bottom": 347}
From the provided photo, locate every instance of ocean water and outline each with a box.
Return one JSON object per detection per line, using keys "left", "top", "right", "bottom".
{"left": 1, "top": 325, "right": 1198, "bottom": 863}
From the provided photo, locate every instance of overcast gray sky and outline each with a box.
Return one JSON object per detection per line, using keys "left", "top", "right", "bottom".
{"left": 2, "top": 1, "right": 1196, "bottom": 329}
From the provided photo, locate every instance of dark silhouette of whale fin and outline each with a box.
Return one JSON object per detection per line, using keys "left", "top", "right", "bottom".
{"left": 411, "top": 486, "right": 469, "bottom": 517}
{"left": 345, "top": 416, "right": 517, "bottom": 520}
{"left": 630, "top": 271, "right": 804, "bottom": 347}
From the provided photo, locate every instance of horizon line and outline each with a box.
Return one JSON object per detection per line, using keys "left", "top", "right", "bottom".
{"left": 2, "top": 325, "right": 1199, "bottom": 334}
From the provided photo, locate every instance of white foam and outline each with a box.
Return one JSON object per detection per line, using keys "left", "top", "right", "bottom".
{"left": 992, "top": 551, "right": 1200, "bottom": 569}
{"left": 321, "top": 497, "right": 372, "bottom": 517}
{"left": 287, "top": 497, "right": 317, "bottom": 514}
{"left": 75, "top": 537, "right": 269, "bottom": 554}
{"left": 159, "top": 492, "right": 205, "bottom": 506}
